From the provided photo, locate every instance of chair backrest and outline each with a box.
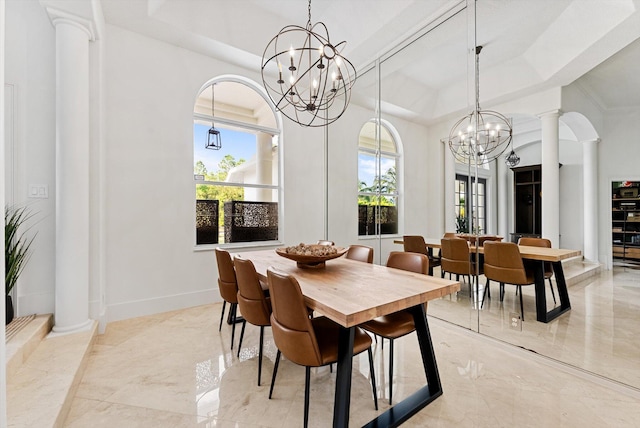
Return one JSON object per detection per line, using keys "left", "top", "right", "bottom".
{"left": 234, "top": 256, "right": 271, "bottom": 326}
{"left": 403, "top": 235, "right": 428, "bottom": 255}
{"left": 440, "top": 238, "right": 471, "bottom": 274}
{"left": 267, "top": 268, "right": 322, "bottom": 367}
{"left": 346, "top": 245, "right": 374, "bottom": 263}
{"left": 215, "top": 248, "right": 238, "bottom": 303}
{"left": 316, "top": 240, "right": 334, "bottom": 246}
{"left": 518, "top": 237, "right": 553, "bottom": 275}
{"left": 483, "top": 242, "right": 529, "bottom": 285}
{"left": 443, "top": 232, "right": 457, "bottom": 238}
{"left": 386, "top": 251, "right": 429, "bottom": 275}
{"left": 518, "top": 237, "right": 551, "bottom": 248}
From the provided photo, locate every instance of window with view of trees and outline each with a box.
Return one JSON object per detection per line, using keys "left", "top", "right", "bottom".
{"left": 357, "top": 120, "right": 400, "bottom": 236}
{"left": 194, "top": 79, "right": 280, "bottom": 245}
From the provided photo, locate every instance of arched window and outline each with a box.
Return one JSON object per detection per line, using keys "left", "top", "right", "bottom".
{"left": 357, "top": 120, "right": 401, "bottom": 236}
{"left": 193, "top": 77, "right": 281, "bottom": 245}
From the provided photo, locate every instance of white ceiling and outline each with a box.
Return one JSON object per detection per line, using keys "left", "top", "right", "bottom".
{"left": 100, "top": 0, "right": 640, "bottom": 124}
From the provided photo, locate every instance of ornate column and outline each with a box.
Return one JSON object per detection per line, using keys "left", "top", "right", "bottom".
{"left": 45, "top": 6, "right": 95, "bottom": 333}
{"left": 583, "top": 139, "right": 600, "bottom": 262}
{"left": 539, "top": 110, "right": 561, "bottom": 248}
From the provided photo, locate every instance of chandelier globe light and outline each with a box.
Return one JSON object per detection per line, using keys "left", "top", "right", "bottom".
{"left": 261, "top": 0, "right": 356, "bottom": 127}
{"left": 447, "top": 45, "right": 513, "bottom": 165}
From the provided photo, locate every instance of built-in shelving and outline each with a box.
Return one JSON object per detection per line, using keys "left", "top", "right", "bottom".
{"left": 612, "top": 181, "right": 640, "bottom": 264}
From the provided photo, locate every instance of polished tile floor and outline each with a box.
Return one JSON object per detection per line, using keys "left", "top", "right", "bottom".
{"left": 64, "top": 268, "right": 640, "bottom": 427}
{"left": 428, "top": 265, "right": 640, "bottom": 390}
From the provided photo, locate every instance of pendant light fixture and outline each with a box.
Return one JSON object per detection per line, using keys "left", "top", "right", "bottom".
{"left": 445, "top": 0, "right": 514, "bottom": 272}
{"left": 504, "top": 140, "right": 520, "bottom": 167}
{"left": 447, "top": 45, "right": 513, "bottom": 165}
{"left": 261, "top": 0, "right": 356, "bottom": 127}
{"left": 206, "top": 83, "right": 222, "bottom": 150}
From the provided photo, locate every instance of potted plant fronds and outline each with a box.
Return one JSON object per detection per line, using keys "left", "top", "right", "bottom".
{"left": 5, "top": 205, "right": 36, "bottom": 325}
{"left": 455, "top": 214, "right": 469, "bottom": 234}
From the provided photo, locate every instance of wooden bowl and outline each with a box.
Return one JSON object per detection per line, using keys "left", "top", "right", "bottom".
{"left": 275, "top": 245, "right": 348, "bottom": 268}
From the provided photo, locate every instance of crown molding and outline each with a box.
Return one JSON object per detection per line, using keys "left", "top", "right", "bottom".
{"left": 43, "top": 6, "right": 97, "bottom": 41}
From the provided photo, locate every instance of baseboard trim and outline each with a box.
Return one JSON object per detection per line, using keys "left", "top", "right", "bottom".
{"left": 106, "top": 289, "right": 219, "bottom": 323}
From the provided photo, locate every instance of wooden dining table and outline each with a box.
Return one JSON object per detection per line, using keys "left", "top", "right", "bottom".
{"left": 394, "top": 238, "right": 581, "bottom": 323}
{"left": 237, "top": 249, "right": 460, "bottom": 427}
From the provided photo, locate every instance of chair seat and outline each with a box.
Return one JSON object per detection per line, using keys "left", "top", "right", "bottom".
{"left": 313, "top": 317, "right": 372, "bottom": 366}
{"left": 361, "top": 311, "right": 415, "bottom": 340}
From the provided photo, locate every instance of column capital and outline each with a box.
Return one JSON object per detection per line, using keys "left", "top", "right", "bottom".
{"left": 537, "top": 109, "right": 563, "bottom": 119}
{"left": 582, "top": 138, "right": 601, "bottom": 145}
{"left": 42, "top": 5, "right": 97, "bottom": 41}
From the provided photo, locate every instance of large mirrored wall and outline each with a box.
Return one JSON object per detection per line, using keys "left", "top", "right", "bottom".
{"left": 330, "top": 1, "right": 640, "bottom": 392}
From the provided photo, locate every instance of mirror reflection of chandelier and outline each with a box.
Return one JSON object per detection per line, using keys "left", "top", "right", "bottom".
{"left": 447, "top": 46, "right": 513, "bottom": 164}
{"left": 260, "top": 0, "right": 356, "bottom": 127}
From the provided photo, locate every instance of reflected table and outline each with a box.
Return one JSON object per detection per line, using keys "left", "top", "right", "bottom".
{"left": 394, "top": 239, "right": 581, "bottom": 323}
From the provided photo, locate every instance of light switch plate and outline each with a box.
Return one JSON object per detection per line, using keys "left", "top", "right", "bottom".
{"left": 28, "top": 184, "right": 49, "bottom": 199}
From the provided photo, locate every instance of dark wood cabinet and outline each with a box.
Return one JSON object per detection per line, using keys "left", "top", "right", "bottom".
{"left": 512, "top": 164, "right": 542, "bottom": 238}
{"left": 612, "top": 182, "right": 640, "bottom": 264}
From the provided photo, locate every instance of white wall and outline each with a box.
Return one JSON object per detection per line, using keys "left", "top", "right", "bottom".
{"left": 102, "top": 24, "right": 336, "bottom": 321}
{"left": 562, "top": 81, "right": 640, "bottom": 266}
{"left": 5, "top": 0, "right": 56, "bottom": 317}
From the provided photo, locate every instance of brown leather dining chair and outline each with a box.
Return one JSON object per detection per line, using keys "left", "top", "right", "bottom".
{"left": 403, "top": 235, "right": 440, "bottom": 276}
{"left": 345, "top": 244, "right": 374, "bottom": 263}
{"left": 482, "top": 241, "right": 535, "bottom": 321}
{"left": 234, "top": 256, "right": 272, "bottom": 386}
{"left": 361, "top": 251, "right": 429, "bottom": 405}
{"left": 215, "top": 248, "right": 241, "bottom": 350}
{"left": 440, "top": 237, "right": 481, "bottom": 297}
{"left": 518, "top": 237, "right": 557, "bottom": 304}
{"left": 267, "top": 268, "right": 378, "bottom": 428}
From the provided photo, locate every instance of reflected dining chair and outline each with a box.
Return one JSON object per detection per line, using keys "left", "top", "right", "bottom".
{"left": 234, "top": 256, "right": 272, "bottom": 386}
{"left": 215, "top": 248, "right": 241, "bottom": 350}
{"left": 440, "top": 237, "right": 481, "bottom": 297}
{"left": 482, "top": 241, "right": 535, "bottom": 321}
{"left": 267, "top": 268, "right": 378, "bottom": 428}
{"left": 403, "top": 235, "right": 440, "bottom": 276}
{"left": 346, "top": 244, "right": 374, "bottom": 263}
{"left": 518, "top": 237, "right": 557, "bottom": 304}
{"left": 360, "top": 251, "right": 429, "bottom": 405}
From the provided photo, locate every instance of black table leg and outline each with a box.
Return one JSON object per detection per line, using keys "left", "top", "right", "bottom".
{"left": 363, "top": 304, "right": 443, "bottom": 428}
{"left": 333, "top": 326, "right": 355, "bottom": 428}
{"left": 535, "top": 261, "right": 571, "bottom": 322}
{"left": 427, "top": 248, "right": 435, "bottom": 276}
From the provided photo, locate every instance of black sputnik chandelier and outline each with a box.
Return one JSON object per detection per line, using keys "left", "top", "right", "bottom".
{"left": 261, "top": 0, "right": 356, "bottom": 127}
